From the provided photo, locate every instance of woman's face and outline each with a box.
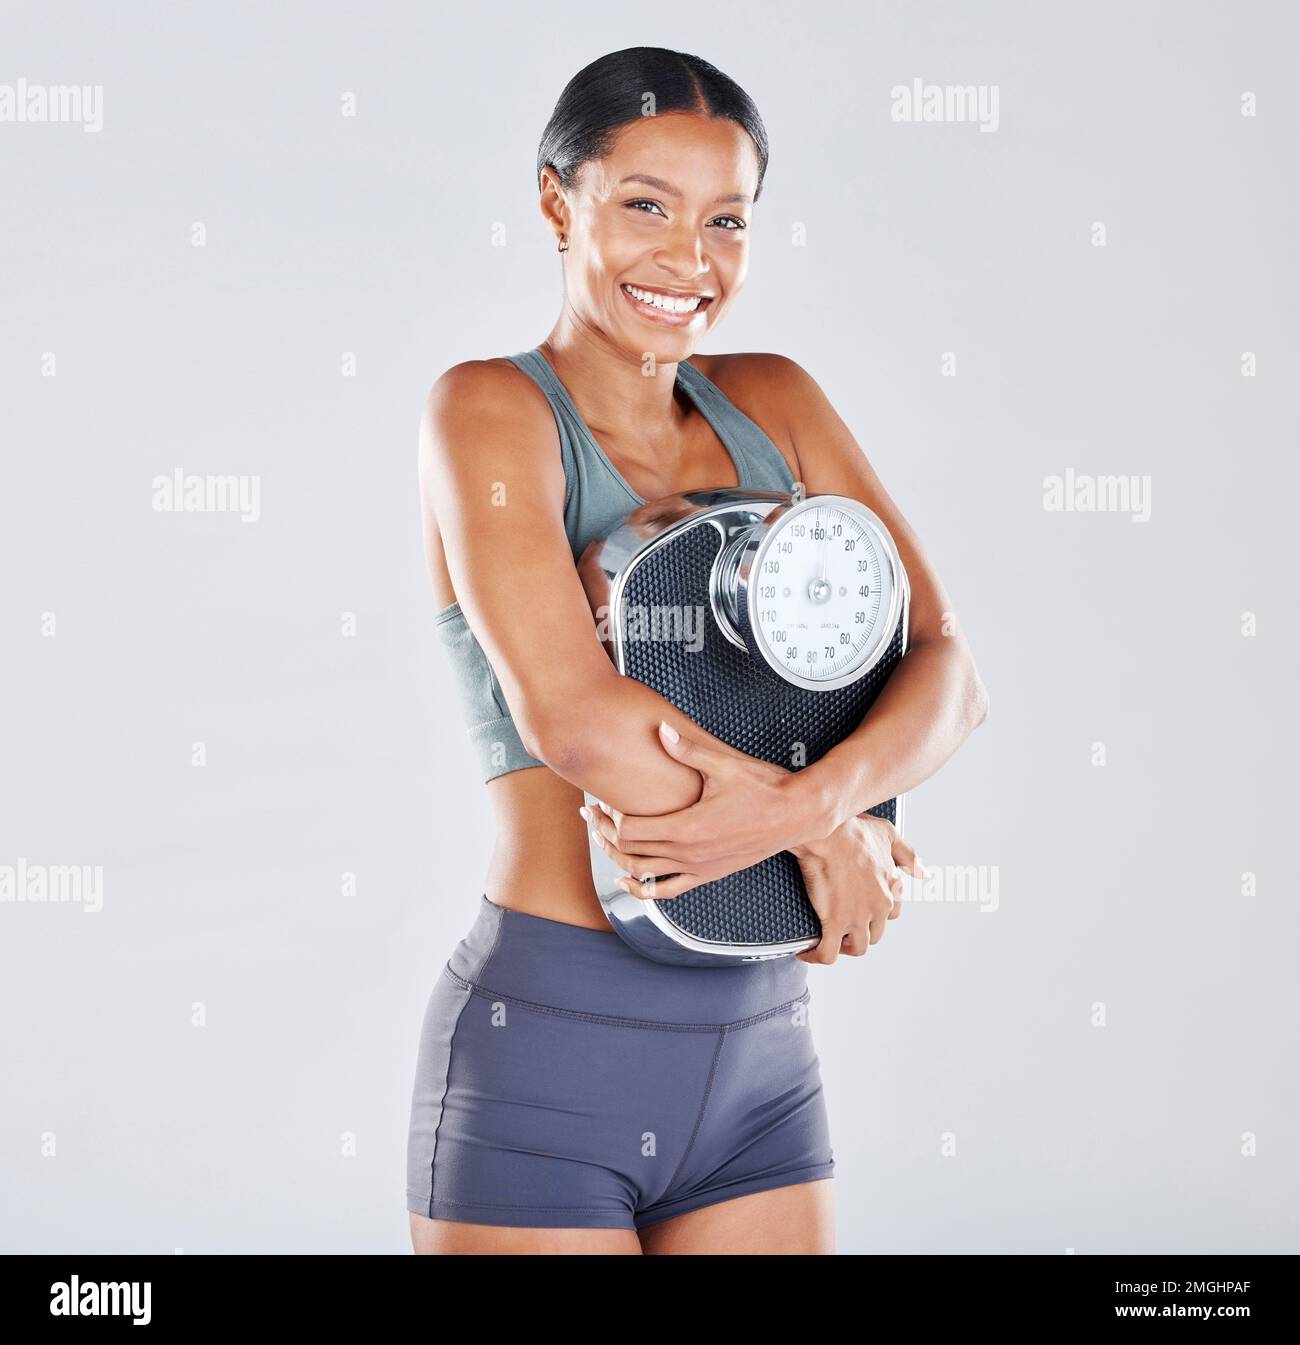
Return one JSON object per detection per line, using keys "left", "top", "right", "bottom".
{"left": 545, "top": 111, "right": 759, "bottom": 363}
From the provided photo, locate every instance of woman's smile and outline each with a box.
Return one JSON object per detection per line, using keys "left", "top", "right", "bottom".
{"left": 619, "top": 280, "right": 714, "bottom": 327}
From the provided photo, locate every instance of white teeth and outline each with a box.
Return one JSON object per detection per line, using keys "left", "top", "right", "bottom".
{"left": 623, "top": 284, "right": 704, "bottom": 314}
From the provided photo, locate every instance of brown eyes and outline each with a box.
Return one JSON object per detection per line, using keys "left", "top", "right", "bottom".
{"left": 624, "top": 200, "right": 747, "bottom": 230}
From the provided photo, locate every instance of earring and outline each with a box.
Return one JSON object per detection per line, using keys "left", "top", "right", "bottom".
{"left": 557, "top": 236, "right": 568, "bottom": 253}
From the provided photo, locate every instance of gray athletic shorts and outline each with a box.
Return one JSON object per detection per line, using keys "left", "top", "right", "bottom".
{"left": 405, "top": 895, "right": 835, "bottom": 1230}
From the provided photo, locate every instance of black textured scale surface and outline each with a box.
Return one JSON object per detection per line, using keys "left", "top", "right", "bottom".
{"left": 618, "top": 522, "right": 904, "bottom": 949}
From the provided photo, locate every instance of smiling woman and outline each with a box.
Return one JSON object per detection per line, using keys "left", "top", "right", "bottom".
{"left": 546, "top": 167, "right": 747, "bottom": 354}
{"left": 404, "top": 46, "right": 987, "bottom": 1257}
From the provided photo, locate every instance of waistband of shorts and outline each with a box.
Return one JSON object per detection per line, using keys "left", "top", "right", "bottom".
{"left": 445, "top": 894, "right": 810, "bottom": 1028}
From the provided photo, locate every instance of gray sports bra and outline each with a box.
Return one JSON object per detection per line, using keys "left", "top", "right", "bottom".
{"left": 435, "top": 347, "right": 798, "bottom": 780}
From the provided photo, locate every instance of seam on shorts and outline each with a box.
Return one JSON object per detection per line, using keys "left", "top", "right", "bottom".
{"left": 420, "top": 905, "right": 508, "bottom": 1219}
{"left": 425, "top": 978, "right": 474, "bottom": 1220}
{"left": 473, "top": 897, "right": 507, "bottom": 985}
{"left": 661, "top": 1027, "right": 727, "bottom": 1197}
{"left": 441, "top": 965, "right": 810, "bottom": 1033}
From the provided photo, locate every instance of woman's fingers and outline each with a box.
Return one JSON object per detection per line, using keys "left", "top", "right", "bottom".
{"left": 655, "top": 719, "right": 746, "bottom": 776}
{"left": 582, "top": 804, "right": 633, "bottom": 854}
{"left": 885, "top": 868, "right": 906, "bottom": 919}
{"left": 891, "top": 832, "right": 927, "bottom": 880}
{"left": 839, "top": 924, "right": 870, "bottom": 957}
{"left": 799, "top": 922, "right": 848, "bottom": 965}
{"left": 584, "top": 802, "right": 716, "bottom": 863}
{"left": 605, "top": 847, "right": 679, "bottom": 879}
{"left": 615, "top": 872, "right": 702, "bottom": 901}
{"left": 583, "top": 808, "right": 681, "bottom": 878}
{"left": 806, "top": 897, "right": 892, "bottom": 961}
{"left": 592, "top": 798, "right": 623, "bottom": 829}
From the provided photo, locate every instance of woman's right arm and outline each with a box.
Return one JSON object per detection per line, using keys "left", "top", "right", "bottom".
{"left": 419, "top": 361, "right": 711, "bottom": 817}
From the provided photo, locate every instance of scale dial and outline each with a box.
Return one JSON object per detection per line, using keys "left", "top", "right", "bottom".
{"left": 722, "top": 494, "right": 905, "bottom": 692}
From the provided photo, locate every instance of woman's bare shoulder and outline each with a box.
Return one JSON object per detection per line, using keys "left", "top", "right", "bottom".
{"left": 688, "top": 350, "right": 827, "bottom": 424}
{"left": 423, "top": 355, "right": 554, "bottom": 429}
{"left": 689, "top": 349, "right": 813, "bottom": 392}
{"left": 419, "top": 356, "right": 564, "bottom": 503}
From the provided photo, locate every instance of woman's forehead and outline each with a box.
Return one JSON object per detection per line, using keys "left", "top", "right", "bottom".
{"left": 585, "top": 114, "right": 760, "bottom": 196}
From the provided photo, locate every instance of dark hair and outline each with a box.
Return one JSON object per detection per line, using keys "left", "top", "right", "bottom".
{"left": 536, "top": 47, "right": 769, "bottom": 201}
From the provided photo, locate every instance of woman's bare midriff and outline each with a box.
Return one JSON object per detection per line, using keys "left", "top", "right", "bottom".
{"left": 482, "top": 764, "right": 614, "bottom": 931}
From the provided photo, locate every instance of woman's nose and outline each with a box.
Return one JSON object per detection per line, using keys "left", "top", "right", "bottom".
{"left": 653, "top": 227, "right": 710, "bottom": 282}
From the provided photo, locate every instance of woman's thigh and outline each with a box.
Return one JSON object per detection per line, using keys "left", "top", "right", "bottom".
{"left": 637, "top": 1179, "right": 835, "bottom": 1255}
{"left": 410, "top": 1212, "right": 642, "bottom": 1255}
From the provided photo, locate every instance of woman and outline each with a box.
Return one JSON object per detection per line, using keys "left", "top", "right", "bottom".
{"left": 407, "top": 47, "right": 988, "bottom": 1255}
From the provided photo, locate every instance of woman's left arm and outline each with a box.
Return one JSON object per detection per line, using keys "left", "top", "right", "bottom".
{"left": 586, "top": 356, "right": 989, "bottom": 882}
{"left": 772, "top": 356, "right": 990, "bottom": 839}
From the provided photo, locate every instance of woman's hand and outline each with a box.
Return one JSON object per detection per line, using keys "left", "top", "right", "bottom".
{"left": 580, "top": 720, "right": 833, "bottom": 900}
{"left": 790, "top": 814, "right": 925, "bottom": 965}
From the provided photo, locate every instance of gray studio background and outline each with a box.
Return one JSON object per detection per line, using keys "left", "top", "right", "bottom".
{"left": 2, "top": 0, "right": 1296, "bottom": 1254}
